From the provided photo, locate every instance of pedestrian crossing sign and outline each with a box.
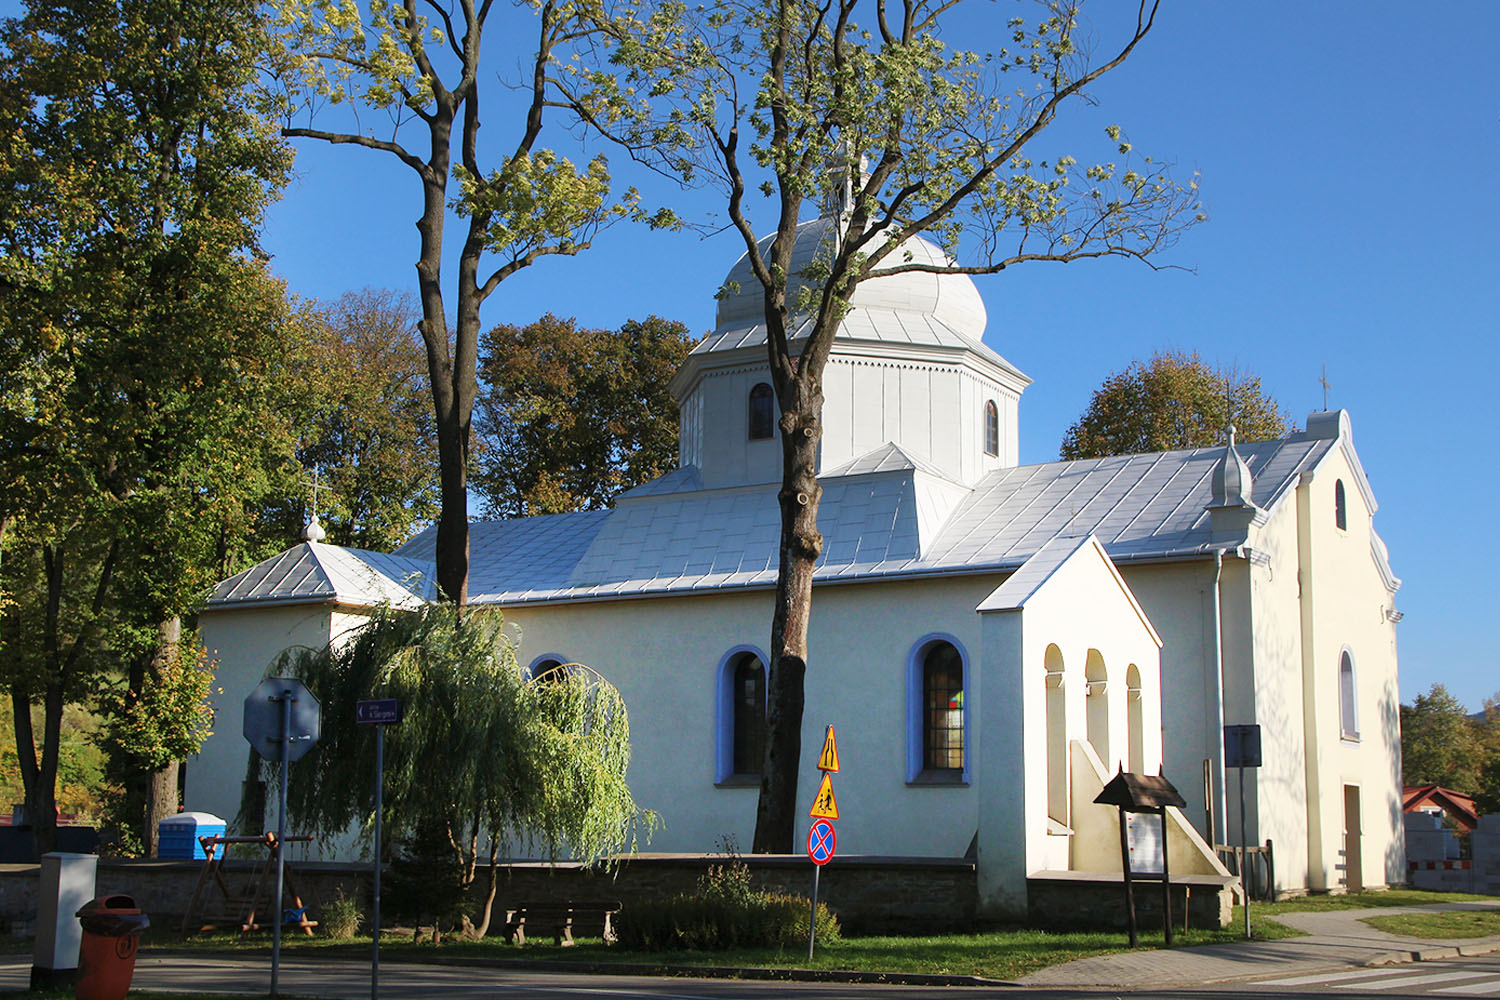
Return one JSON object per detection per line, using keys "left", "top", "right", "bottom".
{"left": 817, "top": 725, "right": 839, "bottom": 772}
{"left": 809, "top": 772, "right": 839, "bottom": 819}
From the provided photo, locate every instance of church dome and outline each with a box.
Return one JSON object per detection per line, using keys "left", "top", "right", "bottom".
{"left": 710, "top": 216, "right": 988, "bottom": 343}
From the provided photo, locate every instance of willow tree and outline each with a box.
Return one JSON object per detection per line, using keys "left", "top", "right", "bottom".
{"left": 274, "top": 606, "right": 649, "bottom": 937}
{"left": 269, "top": 0, "right": 672, "bottom": 605}
{"left": 606, "top": 0, "right": 1204, "bottom": 850}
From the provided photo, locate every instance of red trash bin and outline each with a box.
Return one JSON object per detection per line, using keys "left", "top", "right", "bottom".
{"left": 75, "top": 894, "right": 149, "bottom": 1000}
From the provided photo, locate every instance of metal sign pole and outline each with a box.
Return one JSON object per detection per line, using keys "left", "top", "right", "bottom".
{"left": 1239, "top": 763, "right": 1250, "bottom": 939}
{"left": 807, "top": 863, "right": 820, "bottom": 962}
{"left": 272, "top": 688, "right": 292, "bottom": 998}
{"left": 372, "top": 723, "right": 383, "bottom": 1000}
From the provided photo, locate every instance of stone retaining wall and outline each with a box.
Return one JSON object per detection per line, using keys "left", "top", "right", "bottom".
{"left": 2, "top": 854, "right": 975, "bottom": 937}
{"left": 4, "top": 855, "right": 1235, "bottom": 937}
{"left": 1027, "top": 871, "right": 1237, "bottom": 930}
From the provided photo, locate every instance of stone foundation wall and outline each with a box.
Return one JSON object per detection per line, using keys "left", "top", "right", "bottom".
{"left": 6, "top": 856, "right": 1233, "bottom": 937}
{"left": 2, "top": 854, "right": 975, "bottom": 937}
{"left": 1027, "top": 872, "right": 1236, "bottom": 930}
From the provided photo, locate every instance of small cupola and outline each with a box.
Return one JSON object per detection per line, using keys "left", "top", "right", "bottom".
{"left": 1209, "top": 425, "right": 1253, "bottom": 508}
{"left": 1206, "top": 425, "right": 1265, "bottom": 541}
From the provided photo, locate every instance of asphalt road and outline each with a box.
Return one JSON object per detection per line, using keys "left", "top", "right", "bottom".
{"left": 5, "top": 954, "right": 1500, "bottom": 998}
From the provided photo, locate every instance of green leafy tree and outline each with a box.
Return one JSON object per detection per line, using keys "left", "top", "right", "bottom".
{"left": 607, "top": 0, "right": 1204, "bottom": 850}
{"left": 270, "top": 0, "right": 674, "bottom": 604}
{"left": 1060, "top": 350, "right": 1292, "bottom": 459}
{"left": 95, "top": 634, "right": 216, "bottom": 852}
{"left": 273, "top": 606, "right": 652, "bottom": 937}
{"left": 0, "top": 0, "right": 295, "bottom": 856}
{"left": 474, "top": 314, "right": 695, "bottom": 517}
{"left": 1475, "top": 693, "right": 1500, "bottom": 816}
{"left": 1400, "top": 684, "right": 1482, "bottom": 794}
{"left": 256, "top": 289, "right": 441, "bottom": 551}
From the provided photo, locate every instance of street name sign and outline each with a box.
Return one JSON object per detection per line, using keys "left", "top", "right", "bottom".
{"left": 356, "top": 699, "right": 403, "bottom": 725}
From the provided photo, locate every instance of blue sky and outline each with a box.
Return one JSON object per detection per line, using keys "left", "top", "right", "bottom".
{"left": 47, "top": 2, "right": 1500, "bottom": 710}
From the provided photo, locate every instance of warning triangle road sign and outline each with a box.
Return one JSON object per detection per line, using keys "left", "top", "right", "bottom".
{"left": 809, "top": 772, "right": 839, "bottom": 819}
{"left": 817, "top": 725, "right": 839, "bottom": 772}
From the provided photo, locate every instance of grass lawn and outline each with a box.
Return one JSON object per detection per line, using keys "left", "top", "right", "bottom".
{"left": 1360, "top": 910, "right": 1500, "bottom": 939}
{"left": 132, "top": 914, "right": 1299, "bottom": 982}
{"left": 8, "top": 890, "right": 1490, "bottom": 986}
{"left": 1247, "top": 889, "right": 1500, "bottom": 915}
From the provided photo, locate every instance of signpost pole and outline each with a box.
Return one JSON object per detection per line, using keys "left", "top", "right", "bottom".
{"left": 1240, "top": 763, "right": 1250, "bottom": 939}
{"left": 1160, "top": 806, "right": 1173, "bottom": 946}
{"left": 807, "top": 864, "right": 820, "bottom": 962}
{"left": 272, "top": 687, "right": 292, "bottom": 998}
{"left": 1117, "top": 806, "right": 1137, "bottom": 947}
{"left": 372, "top": 723, "right": 383, "bottom": 1000}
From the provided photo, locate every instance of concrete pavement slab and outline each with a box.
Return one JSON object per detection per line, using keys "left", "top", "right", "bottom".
{"left": 1016, "top": 901, "right": 1500, "bottom": 989}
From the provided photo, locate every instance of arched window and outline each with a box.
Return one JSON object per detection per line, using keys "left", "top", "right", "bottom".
{"left": 732, "top": 654, "right": 767, "bottom": 775}
{"left": 905, "top": 635, "right": 970, "bottom": 783}
{"left": 1126, "top": 664, "right": 1144, "bottom": 775}
{"left": 715, "top": 646, "right": 768, "bottom": 783}
{"left": 1339, "top": 648, "right": 1359, "bottom": 740}
{"left": 1044, "top": 644, "right": 1068, "bottom": 826}
{"left": 748, "top": 383, "right": 775, "bottom": 440}
{"left": 1085, "top": 649, "right": 1110, "bottom": 767}
{"left": 1334, "top": 479, "right": 1348, "bottom": 531}
{"left": 923, "top": 643, "right": 964, "bottom": 772}
{"left": 528, "top": 655, "right": 567, "bottom": 683}
{"left": 983, "top": 400, "right": 999, "bottom": 457}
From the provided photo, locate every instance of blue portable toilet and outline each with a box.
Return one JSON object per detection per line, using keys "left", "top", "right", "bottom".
{"left": 157, "top": 812, "right": 226, "bottom": 859}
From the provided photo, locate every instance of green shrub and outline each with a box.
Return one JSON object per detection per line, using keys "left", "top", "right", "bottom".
{"left": 618, "top": 891, "right": 840, "bottom": 950}
{"left": 321, "top": 888, "right": 361, "bottom": 940}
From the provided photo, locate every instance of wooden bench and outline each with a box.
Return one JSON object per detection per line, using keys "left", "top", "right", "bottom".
{"left": 502, "top": 899, "right": 621, "bottom": 947}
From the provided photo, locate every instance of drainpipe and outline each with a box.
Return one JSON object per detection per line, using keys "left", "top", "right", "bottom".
{"left": 1210, "top": 551, "right": 1228, "bottom": 847}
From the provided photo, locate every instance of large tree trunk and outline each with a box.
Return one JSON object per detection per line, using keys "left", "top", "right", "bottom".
{"left": 412, "top": 110, "right": 470, "bottom": 607}
{"left": 24, "top": 683, "right": 65, "bottom": 858}
{"left": 130, "top": 617, "right": 183, "bottom": 856}
{"left": 145, "top": 761, "right": 180, "bottom": 855}
{"left": 753, "top": 393, "right": 824, "bottom": 853}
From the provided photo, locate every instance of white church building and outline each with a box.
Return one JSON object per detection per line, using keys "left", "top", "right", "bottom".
{"left": 193, "top": 211, "right": 1405, "bottom": 916}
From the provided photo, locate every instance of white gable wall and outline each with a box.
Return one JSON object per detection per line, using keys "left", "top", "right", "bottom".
{"left": 975, "top": 539, "right": 1165, "bottom": 917}
{"left": 1292, "top": 447, "right": 1403, "bottom": 891}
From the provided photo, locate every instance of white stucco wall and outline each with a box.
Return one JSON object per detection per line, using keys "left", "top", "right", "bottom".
{"left": 191, "top": 605, "right": 336, "bottom": 827}
{"left": 679, "top": 351, "right": 1022, "bottom": 490}
{"left": 1118, "top": 443, "right": 1403, "bottom": 897}
{"left": 974, "top": 539, "right": 1164, "bottom": 916}
{"left": 504, "top": 575, "right": 1001, "bottom": 858}
{"left": 1292, "top": 450, "right": 1404, "bottom": 891}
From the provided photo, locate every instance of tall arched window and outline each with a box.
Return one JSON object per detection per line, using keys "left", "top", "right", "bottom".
{"left": 905, "top": 635, "right": 969, "bottom": 782}
{"left": 748, "top": 383, "right": 775, "bottom": 440}
{"left": 1339, "top": 648, "right": 1359, "bottom": 741}
{"left": 1085, "top": 649, "right": 1110, "bottom": 767}
{"left": 715, "top": 646, "right": 768, "bottom": 783}
{"left": 1334, "top": 479, "right": 1348, "bottom": 531}
{"left": 1126, "top": 664, "right": 1144, "bottom": 774}
{"left": 1045, "top": 644, "right": 1068, "bottom": 826}
{"left": 983, "top": 400, "right": 999, "bottom": 457}
{"left": 923, "top": 642, "right": 965, "bottom": 772}
{"left": 732, "top": 653, "right": 767, "bottom": 774}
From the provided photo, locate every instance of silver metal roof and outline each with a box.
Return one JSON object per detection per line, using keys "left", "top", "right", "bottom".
{"left": 209, "top": 417, "right": 1397, "bottom": 613}
{"left": 206, "top": 541, "right": 434, "bottom": 609}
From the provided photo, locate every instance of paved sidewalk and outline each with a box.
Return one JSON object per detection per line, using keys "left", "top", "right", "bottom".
{"left": 1015, "top": 901, "right": 1500, "bottom": 989}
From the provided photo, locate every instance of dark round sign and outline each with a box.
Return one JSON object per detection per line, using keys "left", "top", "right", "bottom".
{"left": 807, "top": 818, "right": 836, "bottom": 866}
